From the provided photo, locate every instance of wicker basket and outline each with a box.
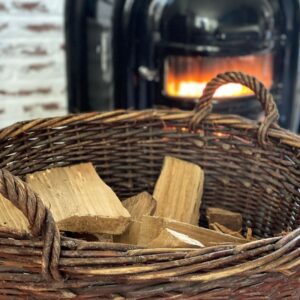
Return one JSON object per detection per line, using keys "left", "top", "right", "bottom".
{"left": 0, "top": 72, "right": 300, "bottom": 299}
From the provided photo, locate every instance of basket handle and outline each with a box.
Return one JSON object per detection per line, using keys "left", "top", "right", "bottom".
{"left": 189, "top": 72, "right": 279, "bottom": 148}
{"left": 0, "top": 169, "right": 62, "bottom": 281}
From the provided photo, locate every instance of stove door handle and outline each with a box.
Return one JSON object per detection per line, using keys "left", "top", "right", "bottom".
{"left": 138, "top": 66, "right": 159, "bottom": 82}
{"left": 189, "top": 71, "right": 279, "bottom": 149}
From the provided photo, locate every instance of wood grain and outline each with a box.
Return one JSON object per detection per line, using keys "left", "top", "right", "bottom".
{"left": 148, "top": 228, "right": 204, "bottom": 248}
{"left": 122, "top": 192, "right": 156, "bottom": 220}
{"left": 153, "top": 156, "right": 204, "bottom": 225}
{"left": 114, "top": 220, "right": 142, "bottom": 245}
{"left": 0, "top": 195, "right": 29, "bottom": 233}
{"left": 138, "top": 216, "right": 247, "bottom": 247}
{"left": 26, "top": 163, "right": 131, "bottom": 234}
{"left": 207, "top": 207, "right": 243, "bottom": 232}
{"left": 209, "top": 222, "right": 245, "bottom": 239}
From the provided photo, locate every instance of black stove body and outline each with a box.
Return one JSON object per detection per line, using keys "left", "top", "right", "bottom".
{"left": 65, "top": 0, "right": 300, "bottom": 129}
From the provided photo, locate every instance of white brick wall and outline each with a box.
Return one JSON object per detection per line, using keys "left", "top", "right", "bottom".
{"left": 0, "top": 0, "right": 67, "bottom": 129}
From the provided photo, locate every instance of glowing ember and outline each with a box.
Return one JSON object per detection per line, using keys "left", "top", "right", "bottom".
{"left": 215, "top": 132, "right": 227, "bottom": 137}
{"left": 164, "top": 53, "right": 273, "bottom": 99}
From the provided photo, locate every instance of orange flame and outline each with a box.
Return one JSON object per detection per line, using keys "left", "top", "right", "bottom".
{"left": 165, "top": 53, "right": 273, "bottom": 99}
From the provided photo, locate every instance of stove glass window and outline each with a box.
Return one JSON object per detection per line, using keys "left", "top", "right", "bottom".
{"left": 164, "top": 53, "right": 273, "bottom": 99}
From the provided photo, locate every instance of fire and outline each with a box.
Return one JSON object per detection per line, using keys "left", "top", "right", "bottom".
{"left": 168, "top": 81, "right": 252, "bottom": 98}
{"left": 165, "top": 53, "right": 273, "bottom": 99}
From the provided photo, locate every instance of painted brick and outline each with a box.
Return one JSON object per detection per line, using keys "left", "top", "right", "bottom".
{"left": 0, "top": 23, "right": 8, "bottom": 32}
{"left": 0, "top": 2, "right": 7, "bottom": 11}
{"left": 22, "top": 101, "right": 66, "bottom": 115}
{"left": 44, "top": 1, "right": 64, "bottom": 15}
{"left": 27, "top": 61, "right": 54, "bottom": 71}
{"left": 12, "top": 1, "right": 48, "bottom": 13}
{"left": 0, "top": 96, "right": 67, "bottom": 122}
{"left": 0, "top": 57, "right": 65, "bottom": 80}
{"left": 0, "top": 18, "right": 64, "bottom": 39}
{"left": 22, "top": 45, "right": 47, "bottom": 56}
{"left": 0, "top": 0, "right": 67, "bottom": 128}
{"left": 0, "top": 0, "right": 64, "bottom": 15}
{"left": 0, "top": 88, "right": 52, "bottom": 96}
{"left": 0, "top": 40, "right": 63, "bottom": 58}
{"left": 0, "top": 64, "right": 14, "bottom": 80}
{"left": 0, "top": 80, "right": 65, "bottom": 97}
{"left": 25, "top": 23, "right": 62, "bottom": 32}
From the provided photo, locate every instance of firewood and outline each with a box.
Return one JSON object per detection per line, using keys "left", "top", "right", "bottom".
{"left": 93, "top": 233, "right": 114, "bottom": 242}
{"left": 246, "top": 227, "right": 257, "bottom": 241}
{"left": 207, "top": 207, "right": 242, "bottom": 232}
{"left": 209, "top": 222, "right": 244, "bottom": 239}
{"left": 138, "top": 216, "right": 164, "bottom": 246}
{"left": 122, "top": 192, "right": 156, "bottom": 220}
{"left": 138, "top": 216, "right": 246, "bottom": 247}
{"left": 0, "top": 194, "right": 29, "bottom": 233}
{"left": 63, "top": 231, "right": 113, "bottom": 242}
{"left": 153, "top": 156, "right": 204, "bottom": 225}
{"left": 148, "top": 228, "right": 204, "bottom": 248}
{"left": 26, "top": 163, "right": 131, "bottom": 235}
{"left": 115, "top": 192, "right": 156, "bottom": 245}
{"left": 114, "top": 220, "right": 142, "bottom": 245}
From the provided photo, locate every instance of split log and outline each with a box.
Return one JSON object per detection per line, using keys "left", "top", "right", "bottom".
{"left": 138, "top": 216, "right": 246, "bottom": 247}
{"left": 246, "top": 227, "right": 257, "bottom": 241}
{"left": 114, "top": 221, "right": 142, "bottom": 245}
{"left": 122, "top": 192, "right": 156, "bottom": 220}
{"left": 153, "top": 156, "right": 204, "bottom": 225}
{"left": 115, "top": 192, "right": 156, "bottom": 244}
{"left": 209, "top": 223, "right": 244, "bottom": 239}
{"left": 207, "top": 207, "right": 242, "bottom": 232}
{"left": 148, "top": 228, "right": 204, "bottom": 248}
{"left": 26, "top": 163, "right": 131, "bottom": 234}
{"left": 0, "top": 195, "right": 29, "bottom": 233}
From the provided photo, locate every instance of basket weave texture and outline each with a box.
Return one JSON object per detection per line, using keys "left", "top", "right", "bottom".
{"left": 0, "top": 72, "right": 300, "bottom": 299}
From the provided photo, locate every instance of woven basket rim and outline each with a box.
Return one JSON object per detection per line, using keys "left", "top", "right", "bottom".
{"left": 1, "top": 110, "right": 300, "bottom": 149}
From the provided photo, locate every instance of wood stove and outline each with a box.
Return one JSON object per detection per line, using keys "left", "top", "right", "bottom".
{"left": 65, "top": 0, "right": 300, "bottom": 129}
